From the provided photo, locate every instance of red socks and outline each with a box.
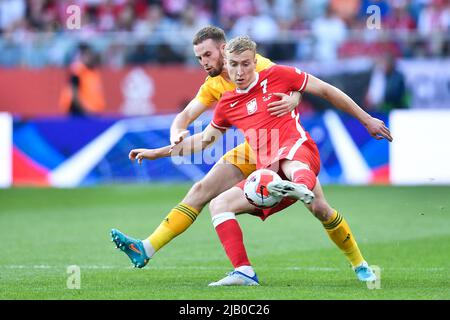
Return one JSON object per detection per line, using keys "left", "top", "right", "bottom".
{"left": 214, "top": 214, "right": 251, "bottom": 268}
{"left": 292, "top": 168, "right": 317, "bottom": 190}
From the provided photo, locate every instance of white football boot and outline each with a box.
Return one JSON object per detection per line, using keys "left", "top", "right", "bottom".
{"left": 267, "top": 180, "right": 315, "bottom": 204}
{"left": 208, "top": 271, "right": 260, "bottom": 286}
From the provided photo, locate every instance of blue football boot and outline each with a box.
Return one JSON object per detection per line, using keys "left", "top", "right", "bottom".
{"left": 354, "top": 261, "right": 377, "bottom": 282}
{"left": 110, "top": 229, "right": 149, "bottom": 268}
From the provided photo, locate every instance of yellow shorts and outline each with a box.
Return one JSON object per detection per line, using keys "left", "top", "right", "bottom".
{"left": 221, "top": 141, "right": 257, "bottom": 178}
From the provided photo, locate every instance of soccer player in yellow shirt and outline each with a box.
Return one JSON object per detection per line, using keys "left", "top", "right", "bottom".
{"left": 111, "top": 26, "right": 302, "bottom": 267}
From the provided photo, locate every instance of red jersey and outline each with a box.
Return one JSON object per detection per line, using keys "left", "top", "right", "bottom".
{"left": 211, "top": 65, "right": 316, "bottom": 169}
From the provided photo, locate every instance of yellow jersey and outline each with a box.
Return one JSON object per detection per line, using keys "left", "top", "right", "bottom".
{"left": 195, "top": 54, "right": 274, "bottom": 107}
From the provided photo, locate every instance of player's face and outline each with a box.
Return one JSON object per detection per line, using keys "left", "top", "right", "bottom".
{"left": 193, "top": 39, "right": 225, "bottom": 77}
{"left": 226, "top": 50, "right": 257, "bottom": 89}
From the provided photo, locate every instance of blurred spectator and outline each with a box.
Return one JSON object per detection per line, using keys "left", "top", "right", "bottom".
{"left": 126, "top": 42, "right": 153, "bottom": 64}
{"left": 260, "top": 0, "right": 301, "bottom": 61}
{"left": 384, "top": 0, "right": 416, "bottom": 32}
{"left": 268, "top": 0, "right": 297, "bottom": 24}
{"left": 59, "top": 43, "right": 106, "bottom": 115}
{"left": 0, "top": 0, "right": 26, "bottom": 32}
{"left": 296, "top": 0, "right": 329, "bottom": 23}
{"left": 178, "top": 3, "right": 211, "bottom": 41}
{"left": 162, "top": 0, "right": 189, "bottom": 19}
{"left": 178, "top": 3, "right": 212, "bottom": 60}
{"left": 417, "top": 0, "right": 450, "bottom": 56}
{"left": 417, "top": 0, "right": 450, "bottom": 35}
{"left": 266, "top": 20, "right": 298, "bottom": 61}
{"left": 311, "top": 4, "right": 348, "bottom": 61}
{"left": 0, "top": 31, "right": 22, "bottom": 66}
{"left": 97, "top": 0, "right": 119, "bottom": 32}
{"left": 154, "top": 43, "right": 185, "bottom": 64}
{"left": 219, "top": 0, "right": 254, "bottom": 31}
{"left": 330, "top": 0, "right": 361, "bottom": 25}
{"left": 116, "top": 1, "right": 136, "bottom": 31}
{"left": 26, "top": 0, "right": 59, "bottom": 31}
{"left": 136, "top": 4, "right": 184, "bottom": 63}
{"left": 229, "top": 1, "right": 280, "bottom": 59}
{"left": 366, "top": 53, "right": 409, "bottom": 112}
{"left": 230, "top": 8, "right": 280, "bottom": 44}
{"left": 132, "top": 4, "right": 169, "bottom": 38}
{"left": 1, "top": 0, "right": 450, "bottom": 67}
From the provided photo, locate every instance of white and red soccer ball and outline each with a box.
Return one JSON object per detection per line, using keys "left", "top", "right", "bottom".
{"left": 244, "top": 169, "right": 283, "bottom": 208}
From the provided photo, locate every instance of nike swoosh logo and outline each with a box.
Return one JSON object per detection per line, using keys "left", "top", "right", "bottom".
{"left": 129, "top": 243, "right": 141, "bottom": 254}
{"left": 230, "top": 102, "right": 238, "bottom": 107}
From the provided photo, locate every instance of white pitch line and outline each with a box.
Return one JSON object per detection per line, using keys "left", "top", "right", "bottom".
{"left": 0, "top": 265, "right": 447, "bottom": 271}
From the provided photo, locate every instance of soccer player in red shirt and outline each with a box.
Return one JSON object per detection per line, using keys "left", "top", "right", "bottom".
{"left": 132, "top": 36, "right": 392, "bottom": 286}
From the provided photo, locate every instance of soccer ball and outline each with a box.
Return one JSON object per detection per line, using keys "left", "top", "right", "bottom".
{"left": 244, "top": 169, "right": 283, "bottom": 208}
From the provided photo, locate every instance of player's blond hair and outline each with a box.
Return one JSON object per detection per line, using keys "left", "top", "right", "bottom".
{"left": 225, "top": 36, "right": 257, "bottom": 56}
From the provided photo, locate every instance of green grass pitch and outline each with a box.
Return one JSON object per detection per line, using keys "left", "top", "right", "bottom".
{"left": 0, "top": 184, "right": 449, "bottom": 300}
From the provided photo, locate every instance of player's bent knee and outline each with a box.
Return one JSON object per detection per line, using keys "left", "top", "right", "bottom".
{"left": 193, "top": 175, "right": 229, "bottom": 198}
{"left": 209, "top": 196, "right": 229, "bottom": 216}
{"left": 189, "top": 180, "right": 216, "bottom": 201}
{"left": 189, "top": 181, "right": 204, "bottom": 196}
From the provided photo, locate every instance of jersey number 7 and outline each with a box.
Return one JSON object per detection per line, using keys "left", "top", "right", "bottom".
{"left": 260, "top": 79, "right": 268, "bottom": 94}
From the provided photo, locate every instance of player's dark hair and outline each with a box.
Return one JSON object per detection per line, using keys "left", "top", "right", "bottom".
{"left": 192, "top": 26, "right": 226, "bottom": 45}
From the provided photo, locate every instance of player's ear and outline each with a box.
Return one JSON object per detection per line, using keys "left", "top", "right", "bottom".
{"left": 219, "top": 42, "right": 226, "bottom": 55}
{"left": 222, "top": 49, "right": 228, "bottom": 66}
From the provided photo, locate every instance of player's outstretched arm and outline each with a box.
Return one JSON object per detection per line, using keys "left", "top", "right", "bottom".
{"left": 170, "top": 98, "right": 209, "bottom": 146}
{"left": 129, "top": 146, "right": 171, "bottom": 164}
{"left": 171, "top": 124, "right": 224, "bottom": 157}
{"left": 129, "top": 125, "right": 224, "bottom": 164}
{"left": 304, "top": 75, "right": 393, "bottom": 142}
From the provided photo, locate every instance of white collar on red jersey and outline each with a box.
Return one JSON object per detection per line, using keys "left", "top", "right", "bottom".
{"left": 236, "top": 72, "right": 259, "bottom": 94}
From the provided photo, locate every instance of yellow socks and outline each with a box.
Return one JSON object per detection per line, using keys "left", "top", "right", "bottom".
{"left": 145, "top": 204, "right": 364, "bottom": 268}
{"left": 147, "top": 203, "right": 199, "bottom": 253}
{"left": 322, "top": 210, "right": 364, "bottom": 267}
